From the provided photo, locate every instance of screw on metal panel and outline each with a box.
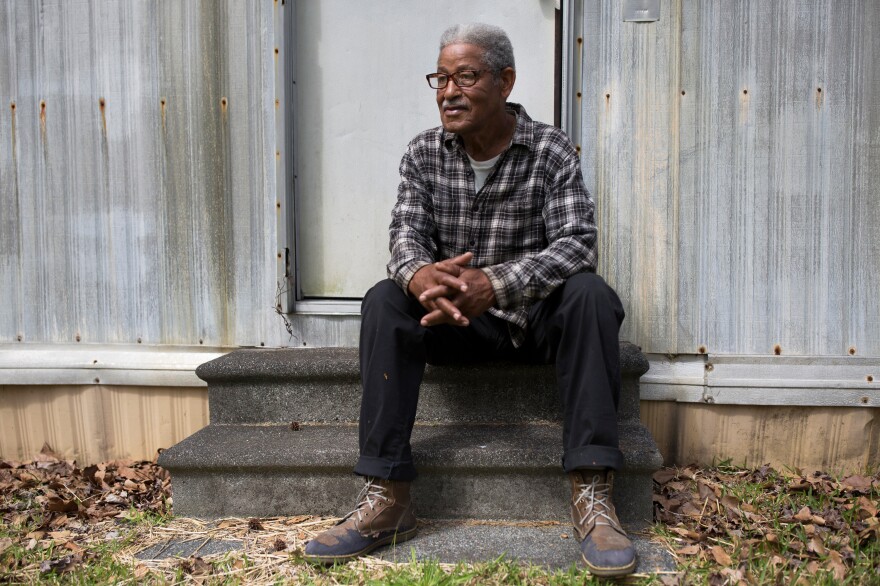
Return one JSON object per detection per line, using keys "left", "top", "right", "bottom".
{"left": 705, "top": 363, "right": 714, "bottom": 372}
{"left": 220, "top": 97, "right": 228, "bottom": 109}
{"left": 260, "top": 342, "right": 265, "bottom": 347}
{"left": 276, "top": 202, "right": 281, "bottom": 209}
{"left": 276, "top": 150, "right": 280, "bottom": 158}
{"left": 92, "top": 359, "right": 97, "bottom": 364}
{"left": 277, "top": 252, "right": 282, "bottom": 259}
{"left": 577, "top": 37, "right": 583, "bottom": 44}
{"left": 275, "top": 98, "right": 280, "bottom": 108}
{"left": 160, "top": 98, "right": 166, "bottom": 106}
{"left": 40, "top": 100, "right": 46, "bottom": 110}
{"left": 10, "top": 101, "right": 15, "bottom": 111}
{"left": 698, "top": 345, "right": 707, "bottom": 354}
{"left": 817, "top": 87, "right": 822, "bottom": 93}
{"left": 576, "top": 91, "right": 582, "bottom": 98}
{"left": 199, "top": 339, "right": 203, "bottom": 344}
{"left": 575, "top": 145, "right": 581, "bottom": 152}
{"left": 16, "top": 334, "right": 22, "bottom": 341}
{"left": 94, "top": 378, "right": 100, "bottom": 384}
{"left": 99, "top": 97, "right": 105, "bottom": 108}
{"left": 867, "top": 375, "right": 874, "bottom": 382}
{"left": 848, "top": 346, "right": 856, "bottom": 355}
{"left": 743, "top": 89, "right": 748, "bottom": 95}
{"left": 861, "top": 397, "right": 869, "bottom": 405}
{"left": 681, "top": 90, "right": 686, "bottom": 96}
{"left": 137, "top": 337, "right": 142, "bottom": 343}
{"left": 75, "top": 334, "right": 81, "bottom": 342}
{"left": 773, "top": 344, "right": 782, "bottom": 355}
{"left": 605, "top": 93, "right": 610, "bottom": 99}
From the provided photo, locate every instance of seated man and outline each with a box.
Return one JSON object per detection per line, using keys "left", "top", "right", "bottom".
{"left": 305, "top": 23, "right": 633, "bottom": 576}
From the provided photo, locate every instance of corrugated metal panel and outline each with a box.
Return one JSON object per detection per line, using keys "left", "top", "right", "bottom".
{"left": 0, "top": 0, "right": 284, "bottom": 347}
{"left": 583, "top": 0, "right": 880, "bottom": 356}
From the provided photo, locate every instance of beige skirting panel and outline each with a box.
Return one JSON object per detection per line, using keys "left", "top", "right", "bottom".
{"left": 642, "top": 402, "right": 880, "bottom": 473}
{"left": 2, "top": 386, "right": 878, "bottom": 473}
{"left": 0, "top": 385, "right": 208, "bottom": 464}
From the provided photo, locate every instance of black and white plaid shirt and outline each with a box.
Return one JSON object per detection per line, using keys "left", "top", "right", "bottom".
{"left": 387, "top": 103, "right": 598, "bottom": 347}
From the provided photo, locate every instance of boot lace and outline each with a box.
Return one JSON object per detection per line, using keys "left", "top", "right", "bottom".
{"left": 574, "top": 475, "right": 621, "bottom": 530}
{"left": 346, "top": 478, "right": 390, "bottom": 523}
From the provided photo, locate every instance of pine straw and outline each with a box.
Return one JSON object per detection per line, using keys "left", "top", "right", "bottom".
{"left": 115, "top": 516, "right": 453, "bottom": 585}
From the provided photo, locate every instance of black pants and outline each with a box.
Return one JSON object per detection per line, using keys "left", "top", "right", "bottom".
{"left": 355, "top": 272, "right": 625, "bottom": 481}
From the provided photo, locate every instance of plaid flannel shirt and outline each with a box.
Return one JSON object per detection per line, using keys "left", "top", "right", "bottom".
{"left": 387, "top": 103, "right": 598, "bottom": 347}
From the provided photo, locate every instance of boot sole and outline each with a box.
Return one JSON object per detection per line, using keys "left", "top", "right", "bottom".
{"left": 581, "top": 553, "right": 637, "bottom": 577}
{"left": 303, "top": 525, "right": 418, "bottom": 565}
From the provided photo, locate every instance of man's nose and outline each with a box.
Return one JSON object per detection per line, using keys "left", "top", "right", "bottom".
{"left": 442, "top": 78, "right": 462, "bottom": 98}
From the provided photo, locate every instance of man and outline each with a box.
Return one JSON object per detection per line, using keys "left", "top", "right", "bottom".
{"left": 304, "top": 23, "right": 633, "bottom": 576}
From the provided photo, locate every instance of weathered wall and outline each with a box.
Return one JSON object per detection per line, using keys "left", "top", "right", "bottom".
{"left": 0, "top": 0, "right": 285, "bottom": 348}
{"left": 584, "top": 0, "right": 880, "bottom": 357}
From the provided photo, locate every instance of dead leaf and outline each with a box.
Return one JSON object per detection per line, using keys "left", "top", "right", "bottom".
{"left": 248, "top": 518, "right": 264, "bottom": 531}
{"left": 676, "top": 544, "right": 701, "bottom": 556}
{"left": 217, "top": 519, "right": 239, "bottom": 529}
{"left": 841, "top": 475, "right": 872, "bottom": 492}
{"left": 710, "top": 545, "right": 733, "bottom": 565}
{"left": 39, "top": 555, "right": 78, "bottom": 574}
{"left": 653, "top": 468, "right": 678, "bottom": 484}
{"left": 807, "top": 535, "right": 826, "bottom": 556}
{"left": 794, "top": 506, "right": 812, "bottom": 522}
{"left": 134, "top": 564, "right": 150, "bottom": 578}
{"left": 0, "top": 537, "right": 13, "bottom": 555}
{"left": 826, "top": 550, "right": 847, "bottom": 581}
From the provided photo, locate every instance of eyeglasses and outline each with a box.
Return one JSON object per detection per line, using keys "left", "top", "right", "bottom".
{"left": 425, "top": 70, "right": 485, "bottom": 89}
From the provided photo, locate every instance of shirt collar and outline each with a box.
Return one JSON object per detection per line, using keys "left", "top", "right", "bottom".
{"left": 441, "top": 102, "right": 535, "bottom": 152}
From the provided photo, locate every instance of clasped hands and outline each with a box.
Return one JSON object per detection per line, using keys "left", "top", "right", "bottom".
{"left": 408, "top": 252, "right": 496, "bottom": 327}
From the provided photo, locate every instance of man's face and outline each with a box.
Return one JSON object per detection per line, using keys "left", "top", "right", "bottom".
{"left": 435, "top": 43, "right": 513, "bottom": 139}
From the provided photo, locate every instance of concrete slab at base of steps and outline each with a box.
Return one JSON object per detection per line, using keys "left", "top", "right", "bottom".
{"left": 158, "top": 421, "right": 662, "bottom": 523}
{"left": 135, "top": 520, "right": 675, "bottom": 574}
{"left": 199, "top": 342, "right": 649, "bottom": 425}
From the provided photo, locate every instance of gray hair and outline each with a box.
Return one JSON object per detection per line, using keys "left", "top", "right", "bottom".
{"left": 439, "top": 23, "right": 515, "bottom": 76}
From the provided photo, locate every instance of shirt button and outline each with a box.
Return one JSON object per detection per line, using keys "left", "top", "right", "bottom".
{"left": 472, "top": 203, "right": 479, "bottom": 212}
{"left": 469, "top": 239, "right": 476, "bottom": 246}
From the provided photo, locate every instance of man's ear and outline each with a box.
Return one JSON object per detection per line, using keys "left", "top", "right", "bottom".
{"left": 499, "top": 67, "right": 516, "bottom": 99}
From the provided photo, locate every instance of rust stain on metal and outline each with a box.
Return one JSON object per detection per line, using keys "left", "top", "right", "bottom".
{"left": 816, "top": 87, "right": 824, "bottom": 108}
{"left": 160, "top": 97, "right": 167, "bottom": 132}
{"left": 275, "top": 98, "right": 280, "bottom": 109}
{"left": 99, "top": 97, "right": 106, "bottom": 135}
{"left": 39, "top": 99, "right": 46, "bottom": 136}
{"left": 773, "top": 344, "right": 782, "bottom": 355}
{"left": 220, "top": 97, "right": 228, "bottom": 113}
{"left": 848, "top": 346, "right": 856, "bottom": 355}
{"left": 705, "top": 363, "right": 714, "bottom": 372}
{"left": 698, "top": 345, "right": 707, "bottom": 354}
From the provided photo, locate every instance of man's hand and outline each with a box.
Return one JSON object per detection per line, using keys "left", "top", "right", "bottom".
{"left": 410, "top": 252, "right": 496, "bottom": 327}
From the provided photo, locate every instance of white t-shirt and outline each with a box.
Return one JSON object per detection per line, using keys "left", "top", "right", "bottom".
{"left": 467, "top": 152, "right": 502, "bottom": 193}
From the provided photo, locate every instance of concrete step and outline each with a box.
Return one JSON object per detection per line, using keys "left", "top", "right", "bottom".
{"left": 136, "top": 518, "right": 676, "bottom": 573}
{"left": 158, "top": 421, "right": 662, "bottom": 523}
{"left": 198, "top": 343, "right": 649, "bottom": 425}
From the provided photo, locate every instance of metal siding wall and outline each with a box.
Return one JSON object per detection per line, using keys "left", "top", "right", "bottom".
{"left": 0, "top": 0, "right": 283, "bottom": 348}
{"left": 584, "top": 0, "right": 880, "bottom": 356}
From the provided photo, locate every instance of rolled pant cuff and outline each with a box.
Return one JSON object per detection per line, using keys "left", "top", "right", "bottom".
{"left": 562, "top": 445, "right": 624, "bottom": 472}
{"left": 354, "top": 455, "right": 418, "bottom": 481}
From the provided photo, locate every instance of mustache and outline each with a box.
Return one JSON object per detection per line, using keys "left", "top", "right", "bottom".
{"left": 442, "top": 99, "right": 467, "bottom": 109}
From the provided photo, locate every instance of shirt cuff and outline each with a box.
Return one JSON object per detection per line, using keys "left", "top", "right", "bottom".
{"left": 393, "top": 259, "right": 432, "bottom": 295}
{"left": 481, "top": 264, "right": 523, "bottom": 311}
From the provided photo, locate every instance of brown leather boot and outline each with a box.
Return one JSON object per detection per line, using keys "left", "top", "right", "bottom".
{"left": 570, "top": 469, "right": 636, "bottom": 576}
{"left": 303, "top": 478, "right": 417, "bottom": 564}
